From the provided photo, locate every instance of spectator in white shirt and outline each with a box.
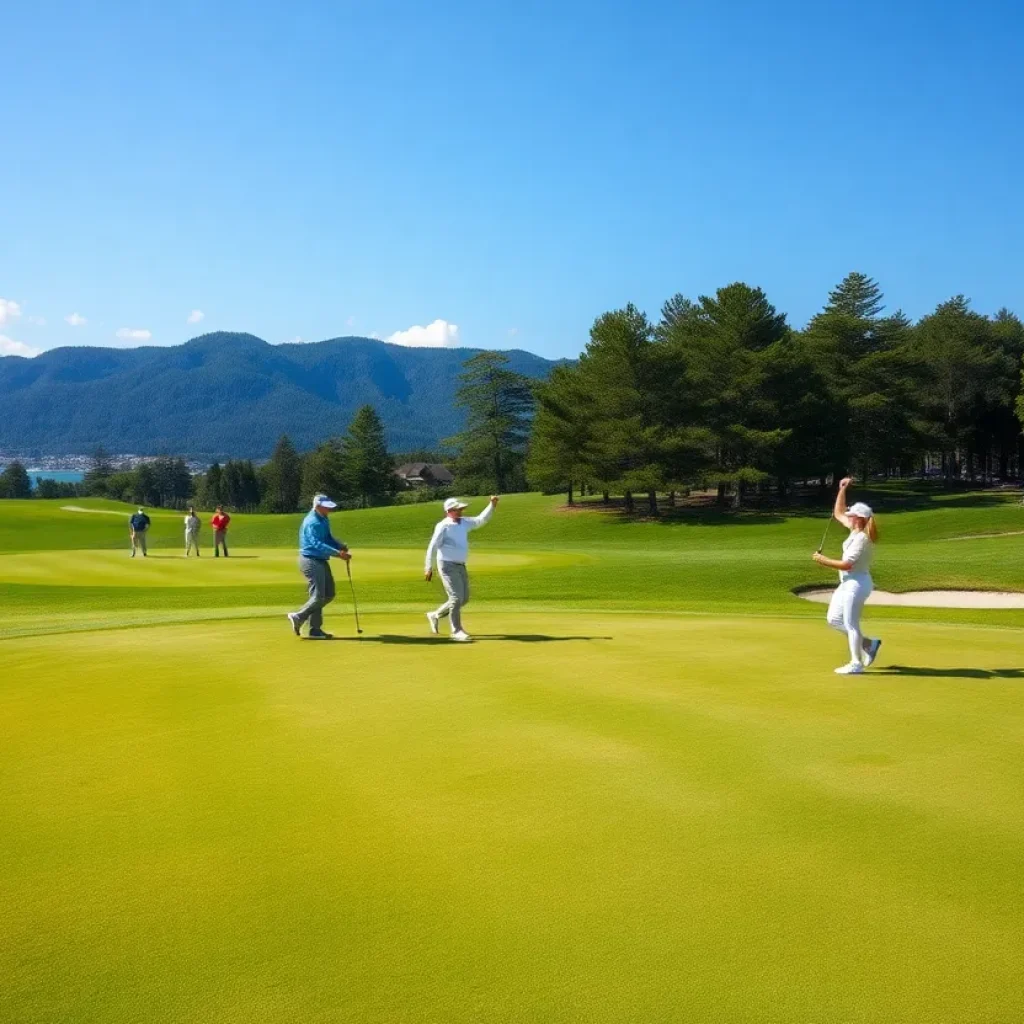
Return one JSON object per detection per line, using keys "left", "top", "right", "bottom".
{"left": 424, "top": 496, "right": 499, "bottom": 642}
{"left": 184, "top": 507, "right": 201, "bottom": 557}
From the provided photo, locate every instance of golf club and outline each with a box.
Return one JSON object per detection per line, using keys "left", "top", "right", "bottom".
{"left": 345, "top": 559, "right": 363, "bottom": 634}
{"left": 816, "top": 515, "right": 833, "bottom": 554}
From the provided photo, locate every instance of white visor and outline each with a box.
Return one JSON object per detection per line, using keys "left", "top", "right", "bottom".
{"left": 443, "top": 498, "right": 469, "bottom": 512}
{"left": 848, "top": 502, "right": 873, "bottom": 519}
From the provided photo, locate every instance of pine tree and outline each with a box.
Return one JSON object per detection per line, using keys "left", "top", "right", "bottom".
{"left": 221, "top": 461, "right": 243, "bottom": 508}
{"left": 804, "top": 272, "right": 920, "bottom": 480}
{"left": 301, "top": 439, "right": 347, "bottom": 506}
{"left": 261, "top": 435, "right": 302, "bottom": 513}
{"left": 824, "top": 272, "right": 885, "bottom": 320}
{"left": 914, "top": 297, "right": 1009, "bottom": 481}
{"left": 663, "top": 283, "right": 790, "bottom": 506}
{"left": 132, "top": 464, "right": 158, "bottom": 506}
{"left": 83, "top": 446, "right": 114, "bottom": 497}
{"left": 197, "top": 461, "right": 224, "bottom": 508}
{"left": 0, "top": 461, "right": 32, "bottom": 499}
{"left": 575, "top": 304, "right": 671, "bottom": 512}
{"left": 447, "top": 352, "right": 534, "bottom": 494}
{"left": 341, "top": 406, "right": 394, "bottom": 508}
{"left": 527, "top": 364, "right": 598, "bottom": 504}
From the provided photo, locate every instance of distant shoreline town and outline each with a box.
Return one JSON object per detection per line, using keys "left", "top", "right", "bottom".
{"left": 0, "top": 453, "right": 209, "bottom": 475}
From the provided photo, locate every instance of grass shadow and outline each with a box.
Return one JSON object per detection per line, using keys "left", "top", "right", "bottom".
{"left": 313, "top": 634, "right": 612, "bottom": 644}
{"left": 570, "top": 483, "right": 1018, "bottom": 527}
{"left": 875, "top": 665, "right": 1024, "bottom": 679}
{"left": 136, "top": 554, "right": 260, "bottom": 559}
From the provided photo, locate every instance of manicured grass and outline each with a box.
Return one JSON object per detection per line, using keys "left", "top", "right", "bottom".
{"left": 2, "top": 493, "right": 1023, "bottom": 1022}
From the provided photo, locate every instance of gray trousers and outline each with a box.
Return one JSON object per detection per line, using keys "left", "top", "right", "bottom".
{"left": 295, "top": 556, "right": 335, "bottom": 632}
{"left": 185, "top": 530, "right": 200, "bottom": 556}
{"left": 131, "top": 529, "right": 148, "bottom": 556}
{"left": 214, "top": 530, "right": 228, "bottom": 556}
{"left": 435, "top": 561, "right": 470, "bottom": 633}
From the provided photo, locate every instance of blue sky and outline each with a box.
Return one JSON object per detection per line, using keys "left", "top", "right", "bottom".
{"left": 2, "top": 0, "right": 1021, "bottom": 360}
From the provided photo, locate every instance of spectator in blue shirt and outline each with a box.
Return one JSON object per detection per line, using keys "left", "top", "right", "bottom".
{"left": 287, "top": 494, "right": 351, "bottom": 639}
{"left": 129, "top": 508, "right": 151, "bottom": 557}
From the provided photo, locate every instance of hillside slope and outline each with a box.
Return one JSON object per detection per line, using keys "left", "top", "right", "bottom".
{"left": 0, "top": 332, "right": 561, "bottom": 457}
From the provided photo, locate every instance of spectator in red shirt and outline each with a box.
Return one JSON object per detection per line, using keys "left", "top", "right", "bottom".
{"left": 211, "top": 505, "right": 231, "bottom": 557}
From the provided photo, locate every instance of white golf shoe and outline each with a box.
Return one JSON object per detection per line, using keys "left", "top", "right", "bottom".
{"left": 451, "top": 630, "right": 473, "bottom": 643}
{"left": 426, "top": 612, "right": 440, "bottom": 635}
{"left": 862, "top": 638, "right": 882, "bottom": 667}
{"left": 835, "top": 662, "right": 864, "bottom": 675}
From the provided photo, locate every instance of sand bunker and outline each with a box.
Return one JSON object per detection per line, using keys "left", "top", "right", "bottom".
{"left": 61, "top": 506, "right": 129, "bottom": 516}
{"left": 797, "top": 588, "right": 1024, "bottom": 609}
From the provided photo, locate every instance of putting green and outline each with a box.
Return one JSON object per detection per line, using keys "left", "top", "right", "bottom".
{"left": 2, "top": 490, "right": 1024, "bottom": 1022}
{"left": 2, "top": 612, "right": 1022, "bottom": 1023}
{"left": 0, "top": 548, "right": 584, "bottom": 588}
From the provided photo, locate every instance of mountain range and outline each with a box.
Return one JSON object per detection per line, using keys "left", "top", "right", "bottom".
{"left": 0, "top": 333, "right": 561, "bottom": 459}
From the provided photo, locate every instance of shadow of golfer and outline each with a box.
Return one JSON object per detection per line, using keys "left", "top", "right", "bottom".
{"left": 474, "top": 634, "right": 612, "bottom": 642}
{"left": 874, "top": 665, "right": 1024, "bottom": 679}
{"left": 321, "top": 634, "right": 612, "bottom": 644}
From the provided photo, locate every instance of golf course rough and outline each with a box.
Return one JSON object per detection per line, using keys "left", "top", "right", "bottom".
{"left": 2, "top": 490, "right": 1023, "bottom": 1023}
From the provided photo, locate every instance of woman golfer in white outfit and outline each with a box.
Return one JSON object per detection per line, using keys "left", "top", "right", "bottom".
{"left": 812, "top": 477, "right": 882, "bottom": 675}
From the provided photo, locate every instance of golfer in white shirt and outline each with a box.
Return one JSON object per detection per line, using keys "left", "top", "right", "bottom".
{"left": 812, "top": 477, "right": 882, "bottom": 674}
{"left": 424, "top": 496, "right": 499, "bottom": 642}
{"left": 184, "top": 507, "right": 201, "bottom": 557}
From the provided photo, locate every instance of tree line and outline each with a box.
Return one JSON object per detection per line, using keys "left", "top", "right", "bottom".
{"left": 526, "top": 273, "right": 1024, "bottom": 509}
{"left": 6, "top": 274, "right": 1023, "bottom": 512}
{"left": 3, "top": 405, "right": 407, "bottom": 511}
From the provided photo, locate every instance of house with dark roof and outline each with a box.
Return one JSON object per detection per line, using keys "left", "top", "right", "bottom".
{"left": 393, "top": 463, "right": 455, "bottom": 489}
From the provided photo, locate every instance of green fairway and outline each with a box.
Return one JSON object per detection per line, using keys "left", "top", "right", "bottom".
{"left": 2, "top": 491, "right": 1023, "bottom": 1022}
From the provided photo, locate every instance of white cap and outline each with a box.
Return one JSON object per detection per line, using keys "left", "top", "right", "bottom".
{"left": 443, "top": 498, "right": 469, "bottom": 512}
{"left": 848, "top": 502, "right": 873, "bottom": 519}
{"left": 313, "top": 494, "right": 338, "bottom": 509}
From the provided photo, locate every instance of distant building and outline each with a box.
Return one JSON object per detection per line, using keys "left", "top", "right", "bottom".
{"left": 393, "top": 462, "right": 455, "bottom": 489}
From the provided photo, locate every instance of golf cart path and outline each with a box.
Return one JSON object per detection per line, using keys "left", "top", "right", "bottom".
{"left": 797, "top": 588, "right": 1024, "bottom": 608}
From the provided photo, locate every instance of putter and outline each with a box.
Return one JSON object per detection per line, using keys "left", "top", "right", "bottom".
{"left": 345, "top": 560, "right": 363, "bottom": 635}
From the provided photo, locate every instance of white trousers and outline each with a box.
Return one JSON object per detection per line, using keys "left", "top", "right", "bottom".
{"left": 826, "top": 575, "right": 873, "bottom": 663}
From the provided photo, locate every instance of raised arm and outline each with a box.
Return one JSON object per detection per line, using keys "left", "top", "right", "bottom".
{"left": 833, "top": 477, "right": 854, "bottom": 529}
{"left": 465, "top": 495, "right": 499, "bottom": 530}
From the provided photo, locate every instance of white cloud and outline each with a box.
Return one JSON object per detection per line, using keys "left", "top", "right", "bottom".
{"left": 385, "top": 318, "right": 461, "bottom": 348}
{"left": 65, "top": 312, "right": 87, "bottom": 326}
{"left": 0, "top": 298, "right": 22, "bottom": 326}
{"left": 187, "top": 309, "right": 205, "bottom": 325}
{"left": 345, "top": 316, "right": 356, "bottom": 328}
{"left": 115, "top": 328, "right": 152, "bottom": 341}
{"left": 283, "top": 336, "right": 303, "bottom": 345}
{"left": 26, "top": 315, "right": 47, "bottom": 326}
{"left": 0, "top": 335, "right": 40, "bottom": 358}
{"left": 507, "top": 327, "right": 519, "bottom": 338}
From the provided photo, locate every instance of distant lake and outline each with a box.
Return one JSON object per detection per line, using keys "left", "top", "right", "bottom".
{"left": 25, "top": 470, "right": 86, "bottom": 485}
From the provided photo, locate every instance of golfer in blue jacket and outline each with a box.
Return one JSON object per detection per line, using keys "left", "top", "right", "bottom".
{"left": 287, "top": 494, "right": 351, "bottom": 639}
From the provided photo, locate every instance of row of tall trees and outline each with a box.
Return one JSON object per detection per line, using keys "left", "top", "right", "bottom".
{"left": 6, "top": 405, "right": 408, "bottom": 511}
{"left": 85, "top": 454, "right": 196, "bottom": 508}
{"left": 192, "top": 405, "right": 397, "bottom": 512}
{"left": 527, "top": 274, "right": 1024, "bottom": 507}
